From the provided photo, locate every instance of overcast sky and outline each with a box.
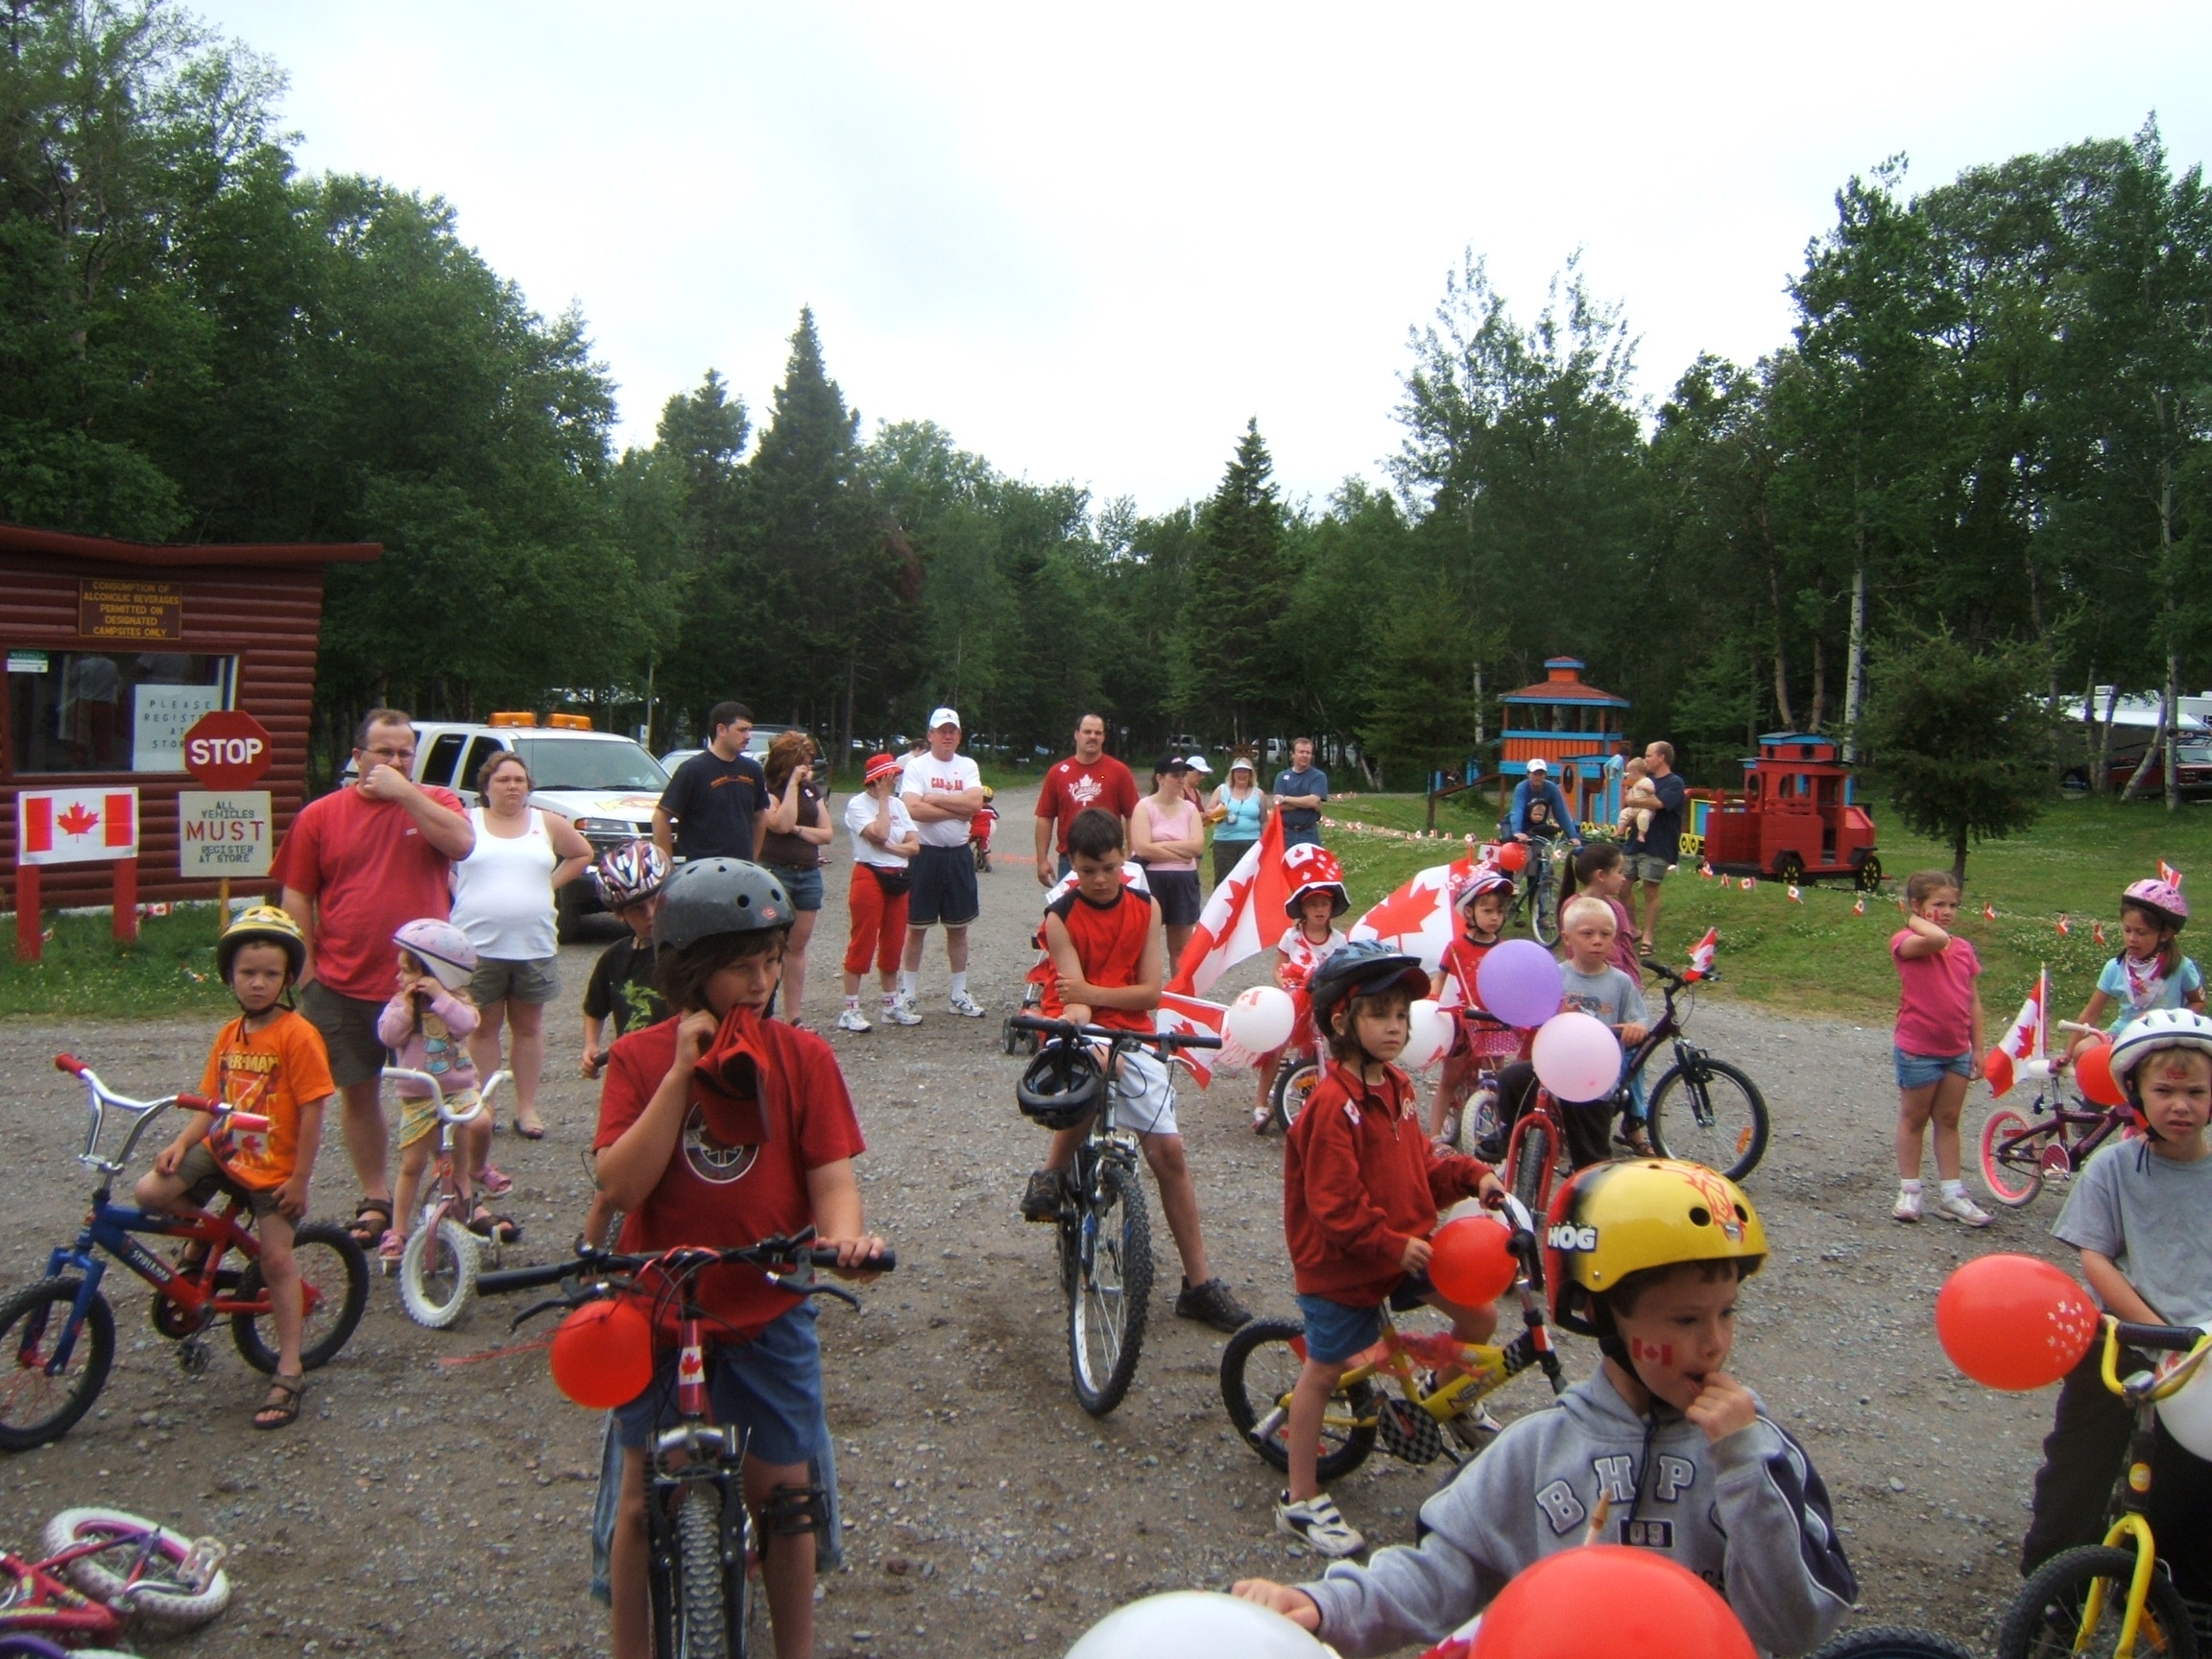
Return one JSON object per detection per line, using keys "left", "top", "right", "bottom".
{"left": 202, "top": 2, "right": 2212, "bottom": 515}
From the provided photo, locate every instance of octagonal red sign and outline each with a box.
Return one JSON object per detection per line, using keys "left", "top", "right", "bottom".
{"left": 182, "top": 709, "right": 274, "bottom": 789}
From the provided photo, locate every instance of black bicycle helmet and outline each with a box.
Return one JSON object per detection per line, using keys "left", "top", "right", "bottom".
{"left": 1017, "top": 1042, "right": 1104, "bottom": 1130}
{"left": 654, "top": 858, "right": 793, "bottom": 952}
{"left": 1308, "top": 939, "right": 1430, "bottom": 1034}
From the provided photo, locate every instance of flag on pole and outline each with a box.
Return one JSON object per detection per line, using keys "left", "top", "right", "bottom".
{"left": 1155, "top": 992, "right": 1241, "bottom": 1088}
{"left": 1166, "top": 814, "right": 1287, "bottom": 995}
{"left": 2056, "top": 914, "right": 2072, "bottom": 937}
{"left": 1853, "top": 893, "right": 1866, "bottom": 916}
{"left": 2161, "top": 860, "right": 2184, "bottom": 890}
{"left": 1983, "top": 968, "right": 2049, "bottom": 1097}
{"left": 1683, "top": 928, "right": 1719, "bottom": 982}
{"left": 1984, "top": 902, "right": 1998, "bottom": 922}
{"left": 1786, "top": 884, "right": 1803, "bottom": 903}
{"left": 1348, "top": 857, "right": 1472, "bottom": 973}
{"left": 2094, "top": 920, "right": 2107, "bottom": 947}
{"left": 1740, "top": 877, "right": 1755, "bottom": 892}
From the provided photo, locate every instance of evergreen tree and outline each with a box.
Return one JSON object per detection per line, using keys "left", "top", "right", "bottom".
{"left": 1187, "top": 419, "right": 1290, "bottom": 747}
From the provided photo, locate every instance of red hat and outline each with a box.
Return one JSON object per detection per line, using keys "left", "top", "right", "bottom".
{"left": 864, "top": 753, "right": 903, "bottom": 784}
{"left": 1282, "top": 844, "right": 1350, "bottom": 920}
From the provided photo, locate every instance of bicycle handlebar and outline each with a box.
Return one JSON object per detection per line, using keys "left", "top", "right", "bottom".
{"left": 478, "top": 1234, "right": 898, "bottom": 1301}
{"left": 53, "top": 1053, "right": 270, "bottom": 1172}
{"left": 1007, "top": 1013, "right": 1222, "bottom": 1050}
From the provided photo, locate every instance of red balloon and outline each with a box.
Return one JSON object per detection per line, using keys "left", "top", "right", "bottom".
{"left": 1469, "top": 1544, "right": 1755, "bottom": 1659}
{"left": 2076, "top": 1038, "right": 2126, "bottom": 1109}
{"left": 1495, "top": 842, "right": 1528, "bottom": 874}
{"left": 550, "top": 1297, "right": 655, "bottom": 1409}
{"left": 1430, "top": 1215, "right": 1517, "bottom": 1305}
{"left": 1935, "top": 1253, "right": 2101, "bottom": 1391}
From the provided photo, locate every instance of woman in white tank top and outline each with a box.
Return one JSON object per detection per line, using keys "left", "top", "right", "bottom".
{"left": 449, "top": 752, "right": 591, "bottom": 1138}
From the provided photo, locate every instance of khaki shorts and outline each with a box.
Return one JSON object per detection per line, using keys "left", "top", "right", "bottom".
{"left": 174, "top": 1141, "right": 282, "bottom": 1217}
{"left": 300, "top": 980, "right": 393, "bottom": 1090}
{"left": 1627, "top": 854, "right": 1674, "bottom": 885}
{"left": 469, "top": 955, "right": 561, "bottom": 1006}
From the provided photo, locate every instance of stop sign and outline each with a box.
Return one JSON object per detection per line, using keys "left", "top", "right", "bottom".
{"left": 182, "top": 709, "right": 274, "bottom": 789}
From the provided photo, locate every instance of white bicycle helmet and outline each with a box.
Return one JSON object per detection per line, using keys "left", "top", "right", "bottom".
{"left": 2108, "top": 1008, "right": 2212, "bottom": 1088}
{"left": 394, "top": 918, "right": 478, "bottom": 991}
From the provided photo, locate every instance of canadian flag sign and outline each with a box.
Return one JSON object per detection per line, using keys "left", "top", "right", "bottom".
{"left": 17, "top": 788, "right": 138, "bottom": 865}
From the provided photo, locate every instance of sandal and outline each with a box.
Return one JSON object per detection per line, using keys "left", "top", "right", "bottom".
{"left": 511, "top": 1118, "right": 547, "bottom": 1142}
{"left": 468, "top": 1208, "right": 522, "bottom": 1246}
{"left": 377, "top": 1229, "right": 406, "bottom": 1266}
{"left": 252, "top": 1371, "right": 306, "bottom": 1431}
{"left": 478, "top": 1165, "right": 515, "bottom": 1199}
{"left": 348, "top": 1197, "right": 393, "bottom": 1248}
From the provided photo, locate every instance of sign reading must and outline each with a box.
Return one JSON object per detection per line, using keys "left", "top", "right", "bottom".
{"left": 78, "top": 577, "right": 183, "bottom": 641}
{"left": 177, "top": 790, "right": 274, "bottom": 877}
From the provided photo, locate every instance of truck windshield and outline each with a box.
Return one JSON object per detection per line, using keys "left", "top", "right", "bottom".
{"left": 511, "top": 737, "right": 667, "bottom": 792}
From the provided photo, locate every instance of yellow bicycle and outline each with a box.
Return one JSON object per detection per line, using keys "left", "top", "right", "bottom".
{"left": 2000, "top": 1316, "right": 2212, "bottom": 1659}
{"left": 1220, "top": 1195, "right": 1567, "bottom": 1479}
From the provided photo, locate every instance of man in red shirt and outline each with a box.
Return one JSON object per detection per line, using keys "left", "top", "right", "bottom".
{"left": 1033, "top": 712, "right": 1139, "bottom": 887}
{"left": 275, "top": 709, "right": 474, "bottom": 1244}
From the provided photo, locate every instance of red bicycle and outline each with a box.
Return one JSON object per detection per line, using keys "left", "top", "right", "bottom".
{"left": 0, "top": 1506, "right": 230, "bottom": 1644}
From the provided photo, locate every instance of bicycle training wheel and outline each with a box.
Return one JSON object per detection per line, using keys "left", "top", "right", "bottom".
{"left": 1510, "top": 1120, "right": 1555, "bottom": 1213}
{"left": 399, "top": 1217, "right": 481, "bottom": 1329}
{"left": 670, "top": 1484, "right": 733, "bottom": 1659}
{"left": 1812, "top": 1627, "right": 1979, "bottom": 1659}
{"left": 0, "top": 1279, "right": 113, "bottom": 1451}
{"left": 41, "top": 1507, "right": 232, "bottom": 1635}
{"left": 1269, "top": 1059, "right": 1322, "bottom": 1132}
{"left": 1979, "top": 1110, "right": 2046, "bottom": 1208}
{"left": 1219, "top": 1317, "right": 1376, "bottom": 1481}
{"left": 231, "top": 1221, "right": 369, "bottom": 1373}
{"left": 1999, "top": 1544, "right": 2199, "bottom": 1659}
{"left": 1069, "top": 1160, "right": 1152, "bottom": 1417}
{"left": 1647, "top": 1059, "right": 1770, "bottom": 1182}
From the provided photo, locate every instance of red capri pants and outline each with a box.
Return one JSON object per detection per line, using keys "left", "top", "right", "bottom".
{"left": 844, "top": 865, "right": 910, "bottom": 975}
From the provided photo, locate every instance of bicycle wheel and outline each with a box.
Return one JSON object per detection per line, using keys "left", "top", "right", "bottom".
{"left": 1531, "top": 864, "right": 1562, "bottom": 948}
{"left": 1979, "top": 1110, "right": 2046, "bottom": 1208}
{"left": 1647, "top": 1059, "right": 1770, "bottom": 1182}
{"left": 0, "top": 1279, "right": 113, "bottom": 1450}
{"left": 1813, "top": 1627, "right": 1979, "bottom": 1659}
{"left": 1999, "top": 1544, "right": 2199, "bottom": 1659}
{"left": 1219, "top": 1316, "right": 1376, "bottom": 1481}
{"left": 1269, "top": 1059, "right": 1322, "bottom": 1131}
{"left": 399, "top": 1217, "right": 481, "bottom": 1329}
{"left": 41, "top": 1507, "right": 232, "bottom": 1634}
{"left": 1511, "top": 1120, "right": 1555, "bottom": 1213}
{"left": 670, "top": 1484, "right": 732, "bottom": 1659}
{"left": 231, "top": 1221, "right": 369, "bottom": 1374}
{"left": 1069, "top": 1160, "right": 1152, "bottom": 1417}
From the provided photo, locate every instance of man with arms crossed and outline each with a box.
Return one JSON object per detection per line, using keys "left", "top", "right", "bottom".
{"left": 275, "top": 709, "right": 474, "bottom": 1249}
{"left": 1274, "top": 736, "right": 1330, "bottom": 850}
{"left": 1034, "top": 712, "right": 1139, "bottom": 887}
{"left": 901, "top": 709, "right": 988, "bottom": 1019}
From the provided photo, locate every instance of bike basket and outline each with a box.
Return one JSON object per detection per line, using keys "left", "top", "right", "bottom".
{"left": 1017, "top": 1043, "right": 1103, "bottom": 1130}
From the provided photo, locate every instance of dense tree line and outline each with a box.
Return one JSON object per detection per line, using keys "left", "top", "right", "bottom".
{"left": 7, "top": 4, "right": 2207, "bottom": 790}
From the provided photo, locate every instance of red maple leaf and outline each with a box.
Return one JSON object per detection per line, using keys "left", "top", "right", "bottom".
{"left": 1363, "top": 879, "right": 1441, "bottom": 942}
{"left": 55, "top": 802, "right": 100, "bottom": 837}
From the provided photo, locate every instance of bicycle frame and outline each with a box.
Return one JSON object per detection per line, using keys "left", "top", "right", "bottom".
{"left": 0, "top": 1512, "right": 221, "bottom": 1642}
{"left": 1987, "top": 1081, "right": 2130, "bottom": 1177}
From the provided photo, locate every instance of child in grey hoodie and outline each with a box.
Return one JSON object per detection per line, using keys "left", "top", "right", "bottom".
{"left": 1235, "top": 1159, "right": 1856, "bottom": 1656}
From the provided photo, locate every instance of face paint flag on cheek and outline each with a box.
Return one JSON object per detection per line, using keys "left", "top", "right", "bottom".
{"left": 1630, "top": 1336, "right": 1674, "bottom": 1366}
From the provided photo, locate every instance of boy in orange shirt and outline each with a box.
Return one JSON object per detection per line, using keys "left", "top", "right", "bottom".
{"left": 135, "top": 906, "right": 335, "bottom": 1430}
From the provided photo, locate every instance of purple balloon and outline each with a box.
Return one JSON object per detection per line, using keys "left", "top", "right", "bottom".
{"left": 1477, "top": 938, "right": 1564, "bottom": 1028}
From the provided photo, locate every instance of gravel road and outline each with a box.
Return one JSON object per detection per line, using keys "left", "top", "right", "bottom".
{"left": 0, "top": 785, "right": 2074, "bottom": 1656}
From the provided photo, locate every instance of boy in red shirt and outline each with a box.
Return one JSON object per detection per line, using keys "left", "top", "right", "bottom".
{"left": 135, "top": 906, "right": 334, "bottom": 1431}
{"left": 1279, "top": 940, "right": 1504, "bottom": 1558}
{"left": 592, "top": 857, "right": 885, "bottom": 1659}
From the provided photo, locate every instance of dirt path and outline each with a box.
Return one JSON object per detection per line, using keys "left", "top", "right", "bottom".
{"left": 0, "top": 785, "right": 2069, "bottom": 1655}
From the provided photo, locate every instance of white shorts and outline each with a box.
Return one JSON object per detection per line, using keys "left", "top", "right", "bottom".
{"left": 1104, "top": 1046, "right": 1179, "bottom": 1138}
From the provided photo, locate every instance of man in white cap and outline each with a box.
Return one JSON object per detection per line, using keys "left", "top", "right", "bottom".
{"left": 1507, "top": 757, "right": 1576, "bottom": 846}
{"left": 900, "top": 708, "right": 988, "bottom": 1017}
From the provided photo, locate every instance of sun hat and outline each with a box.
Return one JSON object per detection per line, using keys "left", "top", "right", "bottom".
{"left": 927, "top": 707, "right": 961, "bottom": 731}
{"left": 1228, "top": 756, "right": 1256, "bottom": 776}
{"left": 864, "top": 753, "right": 903, "bottom": 784}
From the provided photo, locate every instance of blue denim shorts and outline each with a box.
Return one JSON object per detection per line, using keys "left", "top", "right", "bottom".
{"left": 613, "top": 1300, "right": 821, "bottom": 1466}
{"left": 766, "top": 863, "right": 825, "bottom": 913}
{"left": 1294, "top": 1276, "right": 1433, "bottom": 1365}
{"left": 1894, "top": 1046, "right": 1976, "bottom": 1089}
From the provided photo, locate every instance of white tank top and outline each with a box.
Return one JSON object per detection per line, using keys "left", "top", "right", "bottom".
{"left": 451, "top": 806, "right": 558, "bottom": 961}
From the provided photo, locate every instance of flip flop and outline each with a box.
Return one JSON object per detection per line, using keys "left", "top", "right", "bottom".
{"left": 348, "top": 1197, "right": 393, "bottom": 1247}
{"left": 253, "top": 1372, "right": 306, "bottom": 1431}
{"left": 468, "top": 1208, "right": 523, "bottom": 1246}
{"left": 512, "top": 1118, "right": 547, "bottom": 1141}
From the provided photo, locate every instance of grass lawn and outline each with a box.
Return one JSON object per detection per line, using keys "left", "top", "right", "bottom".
{"left": 0, "top": 907, "right": 235, "bottom": 1022}
{"left": 1301, "top": 789, "right": 2212, "bottom": 1027}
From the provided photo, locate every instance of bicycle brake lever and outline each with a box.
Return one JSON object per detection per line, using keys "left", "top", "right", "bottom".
{"left": 511, "top": 1289, "right": 596, "bottom": 1332}
{"left": 802, "top": 1282, "right": 860, "bottom": 1309}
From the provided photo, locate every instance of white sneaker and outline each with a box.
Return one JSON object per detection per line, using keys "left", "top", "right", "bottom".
{"left": 1891, "top": 1187, "right": 1923, "bottom": 1223}
{"left": 1937, "top": 1190, "right": 1993, "bottom": 1228}
{"left": 1275, "top": 1491, "right": 1365, "bottom": 1558}
{"left": 880, "top": 999, "right": 922, "bottom": 1028}
{"left": 836, "top": 1006, "right": 872, "bottom": 1033}
{"left": 948, "top": 991, "right": 987, "bottom": 1019}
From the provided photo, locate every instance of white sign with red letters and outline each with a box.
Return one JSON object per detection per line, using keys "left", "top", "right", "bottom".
{"left": 16, "top": 787, "right": 139, "bottom": 865}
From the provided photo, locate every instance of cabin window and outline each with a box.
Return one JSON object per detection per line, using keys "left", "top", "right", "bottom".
{"left": 5, "top": 650, "right": 237, "bottom": 777}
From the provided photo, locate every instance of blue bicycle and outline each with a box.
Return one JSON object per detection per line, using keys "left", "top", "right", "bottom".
{"left": 0, "top": 1056, "right": 370, "bottom": 1451}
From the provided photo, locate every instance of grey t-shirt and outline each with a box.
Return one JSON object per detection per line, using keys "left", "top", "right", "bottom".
{"left": 1558, "top": 962, "right": 1647, "bottom": 1031}
{"left": 2053, "top": 1140, "right": 2212, "bottom": 1327}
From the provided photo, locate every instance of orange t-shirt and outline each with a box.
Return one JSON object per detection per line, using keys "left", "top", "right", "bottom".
{"left": 199, "top": 1009, "right": 336, "bottom": 1190}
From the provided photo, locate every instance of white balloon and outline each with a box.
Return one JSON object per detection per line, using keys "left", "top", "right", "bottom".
{"left": 2157, "top": 1336, "right": 2212, "bottom": 1460}
{"left": 1067, "top": 1591, "right": 1331, "bottom": 1659}
{"left": 1225, "top": 985, "right": 1297, "bottom": 1054}
{"left": 1529, "top": 1010, "right": 1624, "bottom": 1103}
{"left": 1399, "top": 998, "right": 1453, "bottom": 1071}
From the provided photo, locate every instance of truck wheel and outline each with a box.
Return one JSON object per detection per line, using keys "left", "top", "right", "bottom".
{"left": 1854, "top": 854, "right": 1884, "bottom": 892}
{"left": 1774, "top": 853, "right": 1806, "bottom": 886}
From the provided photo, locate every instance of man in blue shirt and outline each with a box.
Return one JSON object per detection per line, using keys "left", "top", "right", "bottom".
{"left": 1507, "top": 757, "right": 1577, "bottom": 845}
{"left": 1272, "top": 737, "right": 1329, "bottom": 849}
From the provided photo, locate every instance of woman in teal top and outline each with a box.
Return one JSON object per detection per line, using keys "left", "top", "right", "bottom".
{"left": 1209, "top": 753, "right": 1270, "bottom": 886}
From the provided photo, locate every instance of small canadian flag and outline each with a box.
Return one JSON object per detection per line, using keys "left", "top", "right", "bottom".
{"left": 2161, "top": 860, "right": 2184, "bottom": 890}
{"left": 2094, "top": 920, "right": 2107, "bottom": 946}
{"left": 2056, "top": 914, "right": 2072, "bottom": 937}
{"left": 1684, "top": 927, "right": 1720, "bottom": 982}
{"left": 1787, "top": 884, "right": 1803, "bottom": 903}
{"left": 1741, "top": 877, "right": 1756, "bottom": 892}
{"left": 1984, "top": 902, "right": 1998, "bottom": 921}
{"left": 16, "top": 788, "right": 138, "bottom": 865}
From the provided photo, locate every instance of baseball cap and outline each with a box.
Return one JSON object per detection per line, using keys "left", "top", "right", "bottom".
{"left": 1527, "top": 757, "right": 1551, "bottom": 775}
{"left": 928, "top": 707, "right": 961, "bottom": 731}
{"left": 1156, "top": 753, "right": 1192, "bottom": 774}
{"left": 863, "top": 753, "right": 902, "bottom": 784}
{"left": 1185, "top": 756, "right": 1212, "bottom": 777}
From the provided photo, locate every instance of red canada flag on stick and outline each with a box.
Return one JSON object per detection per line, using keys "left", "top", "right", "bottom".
{"left": 1983, "top": 969, "right": 2049, "bottom": 1097}
{"left": 1167, "top": 815, "right": 1288, "bottom": 996}
{"left": 2161, "top": 860, "right": 2184, "bottom": 890}
{"left": 1683, "top": 928, "right": 1719, "bottom": 982}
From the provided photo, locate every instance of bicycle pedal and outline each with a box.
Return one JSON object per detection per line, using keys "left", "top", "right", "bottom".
{"left": 179, "top": 1537, "right": 228, "bottom": 1591}
{"left": 177, "top": 1338, "right": 210, "bottom": 1376}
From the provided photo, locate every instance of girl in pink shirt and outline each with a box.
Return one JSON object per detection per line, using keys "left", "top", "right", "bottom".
{"left": 1889, "top": 870, "right": 1990, "bottom": 1227}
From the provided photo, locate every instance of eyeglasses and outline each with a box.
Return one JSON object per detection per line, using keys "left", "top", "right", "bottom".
{"left": 362, "top": 746, "right": 415, "bottom": 764}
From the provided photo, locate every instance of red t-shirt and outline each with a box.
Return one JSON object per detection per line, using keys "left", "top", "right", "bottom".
{"left": 1035, "top": 756, "right": 1140, "bottom": 854}
{"left": 1891, "top": 929, "right": 1982, "bottom": 1057}
{"left": 273, "top": 783, "right": 468, "bottom": 1001}
{"left": 1438, "top": 936, "right": 1526, "bottom": 1063}
{"left": 1043, "top": 883, "right": 1157, "bottom": 1033}
{"left": 593, "top": 1010, "right": 867, "bottom": 1341}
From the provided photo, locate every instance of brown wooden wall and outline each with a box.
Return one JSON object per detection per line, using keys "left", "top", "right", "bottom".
{"left": 2, "top": 552, "right": 327, "bottom": 912}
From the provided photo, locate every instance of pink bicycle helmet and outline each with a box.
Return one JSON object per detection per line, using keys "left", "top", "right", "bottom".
{"left": 394, "top": 918, "right": 478, "bottom": 991}
{"left": 1455, "top": 865, "right": 1515, "bottom": 910}
{"left": 2123, "top": 878, "right": 2188, "bottom": 928}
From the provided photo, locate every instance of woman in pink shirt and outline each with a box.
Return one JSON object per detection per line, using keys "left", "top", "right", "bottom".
{"left": 1132, "top": 755, "right": 1207, "bottom": 960}
{"left": 1890, "top": 870, "right": 1990, "bottom": 1228}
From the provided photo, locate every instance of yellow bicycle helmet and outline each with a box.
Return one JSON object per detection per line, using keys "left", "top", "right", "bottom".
{"left": 1546, "top": 1159, "right": 1767, "bottom": 1341}
{"left": 216, "top": 904, "right": 308, "bottom": 982}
